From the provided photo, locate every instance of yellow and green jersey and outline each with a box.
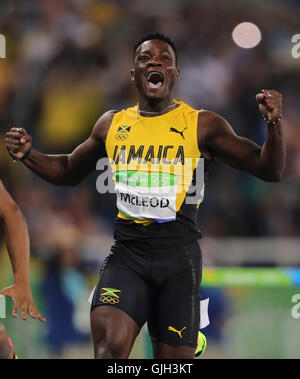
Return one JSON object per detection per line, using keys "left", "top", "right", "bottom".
{"left": 105, "top": 99, "right": 206, "bottom": 227}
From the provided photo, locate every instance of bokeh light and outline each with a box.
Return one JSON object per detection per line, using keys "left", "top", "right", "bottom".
{"left": 232, "top": 22, "right": 262, "bottom": 48}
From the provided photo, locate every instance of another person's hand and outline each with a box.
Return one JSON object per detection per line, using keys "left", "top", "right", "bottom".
{"left": 0, "top": 284, "right": 46, "bottom": 322}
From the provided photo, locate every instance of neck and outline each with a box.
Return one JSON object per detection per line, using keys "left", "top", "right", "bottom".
{"left": 138, "top": 97, "right": 176, "bottom": 116}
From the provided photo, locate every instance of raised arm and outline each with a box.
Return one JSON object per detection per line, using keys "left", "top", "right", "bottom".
{"left": 0, "top": 181, "right": 45, "bottom": 322}
{"left": 5, "top": 110, "right": 116, "bottom": 186}
{"left": 198, "top": 90, "right": 285, "bottom": 182}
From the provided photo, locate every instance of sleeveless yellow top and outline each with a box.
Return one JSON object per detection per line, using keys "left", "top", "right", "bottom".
{"left": 105, "top": 99, "right": 203, "bottom": 226}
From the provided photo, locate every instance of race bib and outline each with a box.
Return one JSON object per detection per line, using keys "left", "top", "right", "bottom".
{"left": 115, "top": 170, "right": 177, "bottom": 222}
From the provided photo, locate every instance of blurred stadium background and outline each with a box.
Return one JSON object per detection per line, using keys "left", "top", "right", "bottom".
{"left": 0, "top": 0, "right": 300, "bottom": 359}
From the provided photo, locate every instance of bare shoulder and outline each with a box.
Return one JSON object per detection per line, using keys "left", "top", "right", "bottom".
{"left": 198, "top": 110, "right": 230, "bottom": 136}
{"left": 92, "top": 110, "right": 119, "bottom": 143}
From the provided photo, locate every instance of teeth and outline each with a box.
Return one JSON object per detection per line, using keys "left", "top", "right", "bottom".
{"left": 149, "top": 81, "right": 162, "bottom": 89}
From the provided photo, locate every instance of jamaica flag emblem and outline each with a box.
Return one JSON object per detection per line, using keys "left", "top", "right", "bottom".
{"left": 115, "top": 125, "right": 131, "bottom": 141}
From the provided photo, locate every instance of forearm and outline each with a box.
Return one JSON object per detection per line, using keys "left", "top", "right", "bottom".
{"left": 4, "top": 206, "right": 30, "bottom": 286}
{"left": 255, "top": 122, "right": 285, "bottom": 181}
{"left": 6, "top": 115, "right": 112, "bottom": 186}
{"left": 22, "top": 149, "right": 75, "bottom": 186}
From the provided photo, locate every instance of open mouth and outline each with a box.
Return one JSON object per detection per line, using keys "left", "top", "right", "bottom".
{"left": 147, "top": 71, "right": 164, "bottom": 89}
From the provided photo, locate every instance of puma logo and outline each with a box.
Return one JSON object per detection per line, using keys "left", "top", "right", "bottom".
{"left": 169, "top": 127, "right": 187, "bottom": 139}
{"left": 168, "top": 326, "right": 187, "bottom": 339}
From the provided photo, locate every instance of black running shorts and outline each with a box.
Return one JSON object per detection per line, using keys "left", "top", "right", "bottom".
{"left": 91, "top": 217, "right": 202, "bottom": 347}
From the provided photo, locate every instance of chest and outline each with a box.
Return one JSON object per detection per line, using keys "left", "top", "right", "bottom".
{"left": 108, "top": 117, "right": 198, "bottom": 165}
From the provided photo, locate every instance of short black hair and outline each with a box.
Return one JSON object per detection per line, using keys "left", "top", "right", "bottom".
{"left": 133, "top": 32, "right": 177, "bottom": 64}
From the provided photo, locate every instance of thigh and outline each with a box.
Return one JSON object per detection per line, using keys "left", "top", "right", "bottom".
{"left": 90, "top": 247, "right": 153, "bottom": 358}
{"left": 91, "top": 241, "right": 154, "bottom": 328}
{"left": 148, "top": 241, "right": 202, "bottom": 354}
{"left": 91, "top": 265, "right": 152, "bottom": 329}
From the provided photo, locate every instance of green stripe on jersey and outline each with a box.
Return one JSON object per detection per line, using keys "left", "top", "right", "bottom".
{"left": 115, "top": 170, "right": 177, "bottom": 188}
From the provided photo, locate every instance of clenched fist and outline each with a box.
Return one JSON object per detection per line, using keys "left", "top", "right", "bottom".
{"left": 5, "top": 127, "right": 32, "bottom": 161}
{"left": 256, "top": 89, "right": 282, "bottom": 123}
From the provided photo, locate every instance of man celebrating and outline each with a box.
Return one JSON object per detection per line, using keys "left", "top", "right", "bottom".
{"left": 5, "top": 32, "right": 285, "bottom": 359}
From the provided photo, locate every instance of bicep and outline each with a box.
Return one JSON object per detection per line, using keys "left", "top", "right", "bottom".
{"left": 67, "top": 111, "right": 114, "bottom": 183}
{"left": 205, "top": 114, "right": 261, "bottom": 175}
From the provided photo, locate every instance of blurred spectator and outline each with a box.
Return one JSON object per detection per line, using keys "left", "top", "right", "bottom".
{"left": 42, "top": 230, "right": 89, "bottom": 355}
